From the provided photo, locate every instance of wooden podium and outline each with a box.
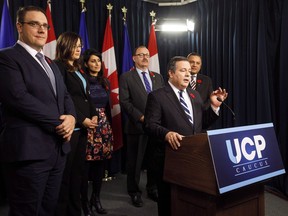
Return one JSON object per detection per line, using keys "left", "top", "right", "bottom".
{"left": 163, "top": 133, "right": 264, "bottom": 216}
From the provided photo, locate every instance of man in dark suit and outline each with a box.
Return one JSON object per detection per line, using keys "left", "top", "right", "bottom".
{"left": 144, "top": 56, "right": 228, "bottom": 216}
{"left": 0, "top": 6, "right": 76, "bottom": 215}
{"left": 187, "top": 52, "right": 213, "bottom": 109}
{"left": 119, "top": 45, "right": 165, "bottom": 207}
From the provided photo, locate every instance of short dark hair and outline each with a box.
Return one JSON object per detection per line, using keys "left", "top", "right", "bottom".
{"left": 133, "top": 45, "right": 148, "bottom": 56}
{"left": 187, "top": 52, "right": 202, "bottom": 59}
{"left": 167, "top": 56, "right": 189, "bottom": 77}
{"left": 16, "top": 6, "right": 47, "bottom": 23}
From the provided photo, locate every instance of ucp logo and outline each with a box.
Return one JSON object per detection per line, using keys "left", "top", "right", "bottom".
{"left": 225, "top": 135, "right": 266, "bottom": 164}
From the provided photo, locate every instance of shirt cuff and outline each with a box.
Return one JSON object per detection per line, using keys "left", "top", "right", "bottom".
{"left": 211, "top": 105, "right": 220, "bottom": 115}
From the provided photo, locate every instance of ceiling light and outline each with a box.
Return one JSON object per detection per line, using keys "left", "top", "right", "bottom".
{"left": 155, "top": 19, "right": 195, "bottom": 32}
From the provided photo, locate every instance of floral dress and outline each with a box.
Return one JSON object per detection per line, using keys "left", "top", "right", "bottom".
{"left": 86, "top": 76, "right": 113, "bottom": 160}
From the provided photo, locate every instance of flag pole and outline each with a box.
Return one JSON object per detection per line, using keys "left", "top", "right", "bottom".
{"left": 107, "top": 3, "right": 113, "bottom": 16}
{"left": 79, "top": 0, "right": 85, "bottom": 11}
{"left": 121, "top": 6, "right": 127, "bottom": 22}
{"left": 150, "top": 10, "right": 157, "bottom": 25}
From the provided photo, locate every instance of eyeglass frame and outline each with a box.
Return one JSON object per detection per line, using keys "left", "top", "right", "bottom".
{"left": 19, "top": 21, "right": 50, "bottom": 30}
{"left": 135, "top": 53, "right": 150, "bottom": 58}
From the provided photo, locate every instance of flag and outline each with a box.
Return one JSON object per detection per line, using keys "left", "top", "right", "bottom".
{"left": 147, "top": 23, "right": 160, "bottom": 73}
{"left": 102, "top": 15, "right": 123, "bottom": 151}
{"left": 121, "top": 21, "right": 134, "bottom": 74}
{"left": 43, "top": 2, "right": 56, "bottom": 59}
{"left": 0, "top": 0, "right": 15, "bottom": 49}
{"left": 79, "top": 9, "right": 90, "bottom": 52}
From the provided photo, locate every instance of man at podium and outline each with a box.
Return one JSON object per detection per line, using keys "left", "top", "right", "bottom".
{"left": 144, "top": 56, "right": 228, "bottom": 216}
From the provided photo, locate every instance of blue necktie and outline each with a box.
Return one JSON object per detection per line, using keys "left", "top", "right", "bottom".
{"left": 36, "top": 52, "right": 57, "bottom": 95}
{"left": 142, "top": 72, "right": 152, "bottom": 93}
{"left": 179, "top": 90, "right": 193, "bottom": 125}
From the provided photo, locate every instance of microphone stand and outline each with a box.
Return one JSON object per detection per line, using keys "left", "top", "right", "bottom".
{"left": 217, "top": 97, "right": 236, "bottom": 121}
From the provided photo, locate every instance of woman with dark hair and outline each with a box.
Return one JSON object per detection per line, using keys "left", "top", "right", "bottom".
{"left": 81, "top": 48, "right": 114, "bottom": 215}
{"left": 54, "top": 32, "right": 98, "bottom": 216}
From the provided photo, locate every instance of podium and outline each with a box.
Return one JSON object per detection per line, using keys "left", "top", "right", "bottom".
{"left": 163, "top": 133, "right": 265, "bottom": 216}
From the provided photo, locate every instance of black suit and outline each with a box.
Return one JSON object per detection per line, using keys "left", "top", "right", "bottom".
{"left": 0, "top": 44, "right": 76, "bottom": 215}
{"left": 144, "top": 83, "right": 218, "bottom": 216}
{"left": 54, "top": 61, "right": 97, "bottom": 216}
{"left": 190, "top": 73, "right": 213, "bottom": 109}
{"left": 119, "top": 69, "right": 164, "bottom": 196}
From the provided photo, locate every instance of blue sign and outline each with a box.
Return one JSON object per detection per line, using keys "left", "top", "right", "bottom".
{"left": 207, "top": 123, "right": 286, "bottom": 194}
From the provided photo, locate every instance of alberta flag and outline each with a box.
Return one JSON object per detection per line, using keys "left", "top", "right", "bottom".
{"left": 0, "top": 0, "right": 15, "bottom": 49}
{"left": 79, "top": 8, "right": 90, "bottom": 52}
{"left": 148, "top": 23, "right": 160, "bottom": 73}
{"left": 102, "top": 15, "right": 123, "bottom": 151}
{"left": 121, "top": 21, "right": 134, "bottom": 74}
{"left": 43, "top": 2, "right": 56, "bottom": 59}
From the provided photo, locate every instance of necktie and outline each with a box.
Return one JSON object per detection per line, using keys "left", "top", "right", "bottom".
{"left": 190, "top": 75, "right": 196, "bottom": 90}
{"left": 142, "top": 72, "right": 152, "bottom": 93}
{"left": 36, "top": 52, "right": 57, "bottom": 95}
{"left": 179, "top": 90, "right": 193, "bottom": 125}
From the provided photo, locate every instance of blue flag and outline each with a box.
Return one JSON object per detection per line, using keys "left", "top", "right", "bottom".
{"left": 121, "top": 22, "right": 133, "bottom": 74}
{"left": 0, "top": 0, "right": 15, "bottom": 49}
{"left": 79, "top": 10, "right": 90, "bottom": 52}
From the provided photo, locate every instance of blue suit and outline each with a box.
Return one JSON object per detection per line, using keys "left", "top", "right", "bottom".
{"left": 0, "top": 43, "right": 76, "bottom": 215}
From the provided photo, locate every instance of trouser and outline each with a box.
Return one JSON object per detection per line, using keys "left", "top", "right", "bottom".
{"left": 4, "top": 144, "right": 66, "bottom": 216}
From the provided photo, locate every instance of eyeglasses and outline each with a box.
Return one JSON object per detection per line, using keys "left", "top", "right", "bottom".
{"left": 135, "top": 53, "right": 150, "bottom": 58}
{"left": 20, "top": 21, "right": 50, "bottom": 30}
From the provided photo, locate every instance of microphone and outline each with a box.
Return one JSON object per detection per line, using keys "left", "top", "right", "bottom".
{"left": 216, "top": 97, "right": 236, "bottom": 120}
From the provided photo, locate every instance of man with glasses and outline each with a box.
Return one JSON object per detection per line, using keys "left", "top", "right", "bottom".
{"left": 0, "top": 6, "right": 76, "bottom": 215}
{"left": 119, "top": 45, "right": 164, "bottom": 207}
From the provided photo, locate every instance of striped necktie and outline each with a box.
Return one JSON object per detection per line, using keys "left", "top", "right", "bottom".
{"left": 190, "top": 75, "right": 196, "bottom": 90}
{"left": 142, "top": 71, "right": 152, "bottom": 93}
{"left": 179, "top": 90, "right": 193, "bottom": 125}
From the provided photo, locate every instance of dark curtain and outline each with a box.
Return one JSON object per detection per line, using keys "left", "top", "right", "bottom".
{"left": 0, "top": 0, "right": 287, "bottom": 195}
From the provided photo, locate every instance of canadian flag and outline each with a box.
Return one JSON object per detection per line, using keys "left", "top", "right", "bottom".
{"left": 148, "top": 23, "right": 160, "bottom": 73}
{"left": 102, "top": 15, "right": 123, "bottom": 151}
{"left": 43, "top": 2, "right": 56, "bottom": 59}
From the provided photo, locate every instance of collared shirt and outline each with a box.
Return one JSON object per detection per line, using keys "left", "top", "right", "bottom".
{"left": 17, "top": 40, "right": 49, "bottom": 72}
{"left": 136, "top": 68, "right": 153, "bottom": 90}
{"left": 191, "top": 74, "right": 197, "bottom": 82}
{"left": 168, "top": 81, "right": 193, "bottom": 119}
{"left": 168, "top": 81, "right": 220, "bottom": 116}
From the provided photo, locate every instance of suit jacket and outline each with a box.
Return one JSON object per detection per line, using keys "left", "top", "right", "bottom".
{"left": 144, "top": 84, "right": 218, "bottom": 153}
{"left": 54, "top": 60, "right": 97, "bottom": 129}
{"left": 190, "top": 73, "right": 213, "bottom": 109}
{"left": 0, "top": 44, "right": 76, "bottom": 162}
{"left": 119, "top": 69, "right": 165, "bottom": 134}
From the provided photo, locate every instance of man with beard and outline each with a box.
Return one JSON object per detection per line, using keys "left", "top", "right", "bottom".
{"left": 119, "top": 45, "right": 164, "bottom": 207}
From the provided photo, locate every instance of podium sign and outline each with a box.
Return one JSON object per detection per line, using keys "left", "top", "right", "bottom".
{"left": 207, "top": 123, "right": 285, "bottom": 194}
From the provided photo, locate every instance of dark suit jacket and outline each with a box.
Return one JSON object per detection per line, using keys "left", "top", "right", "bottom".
{"left": 119, "top": 69, "right": 164, "bottom": 134}
{"left": 190, "top": 73, "right": 213, "bottom": 109}
{"left": 54, "top": 60, "right": 97, "bottom": 129}
{"left": 0, "top": 44, "right": 76, "bottom": 162}
{"left": 144, "top": 84, "right": 218, "bottom": 153}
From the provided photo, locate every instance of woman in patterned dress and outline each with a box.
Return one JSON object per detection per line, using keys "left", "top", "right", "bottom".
{"left": 81, "top": 49, "right": 114, "bottom": 215}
